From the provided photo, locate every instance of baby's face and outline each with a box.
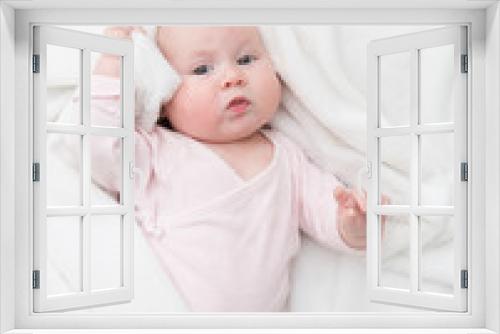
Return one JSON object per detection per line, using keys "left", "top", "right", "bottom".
{"left": 157, "top": 26, "right": 282, "bottom": 143}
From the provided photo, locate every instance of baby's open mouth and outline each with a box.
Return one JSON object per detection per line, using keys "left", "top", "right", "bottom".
{"left": 227, "top": 96, "right": 251, "bottom": 114}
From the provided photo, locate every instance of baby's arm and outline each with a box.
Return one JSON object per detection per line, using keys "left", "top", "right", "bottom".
{"left": 82, "top": 26, "right": 153, "bottom": 196}
{"left": 296, "top": 156, "right": 389, "bottom": 251}
{"left": 295, "top": 161, "right": 360, "bottom": 253}
{"left": 93, "top": 27, "right": 145, "bottom": 78}
{"left": 86, "top": 100, "right": 153, "bottom": 198}
{"left": 283, "top": 136, "right": 367, "bottom": 253}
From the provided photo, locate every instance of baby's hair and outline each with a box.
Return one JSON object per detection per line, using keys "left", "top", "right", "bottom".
{"left": 157, "top": 104, "right": 173, "bottom": 130}
{"left": 157, "top": 116, "right": 173, "bottom": 129}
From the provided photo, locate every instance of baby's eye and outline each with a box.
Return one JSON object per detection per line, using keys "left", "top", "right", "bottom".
{"left": 237, "top": 54, "right": 257, "bottom": 65}
{"left": 192, "top": 64, "right": 213, "bottom": 75}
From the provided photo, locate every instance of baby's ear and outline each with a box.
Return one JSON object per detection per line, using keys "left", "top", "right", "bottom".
{"left": 159, "top": 103, "right": 167, "bottom": 118}
{"left": 275, "top": 72, "right": 284, "bottom": 84}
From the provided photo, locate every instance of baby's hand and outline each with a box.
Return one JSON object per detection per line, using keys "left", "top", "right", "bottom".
{"left": 334, "top": 185, "right": 368, "bottom": 250}
{"left": 93, "top": 26, "right": 146, "bottom": 77}
{"left": 334, "top": 185, "right": 391, "bottom": 250}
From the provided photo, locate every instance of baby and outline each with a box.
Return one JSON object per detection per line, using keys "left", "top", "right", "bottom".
{"left": 91, "top": 26, "right": 369, "bottom": 312}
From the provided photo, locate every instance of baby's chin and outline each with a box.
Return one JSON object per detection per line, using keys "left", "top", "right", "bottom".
{"left": 181, "top": 124, "right": 266, "bottom": 144}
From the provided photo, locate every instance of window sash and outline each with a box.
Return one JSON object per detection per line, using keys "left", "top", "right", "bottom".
{"left": 366, "top": 26, "right": 468, "bottom": 312}
{"left": 32, "top": 25, "right": 135, "bottom": 312}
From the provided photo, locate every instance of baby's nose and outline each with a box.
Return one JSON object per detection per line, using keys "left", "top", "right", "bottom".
{"left": 221, "top": 67, "right": 247, "bottom": 88}
{"left": 223, "top": 78, "right": 245, "bottom": 88}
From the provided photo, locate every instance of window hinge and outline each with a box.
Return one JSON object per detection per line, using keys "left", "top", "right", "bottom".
{"left": 461, "top": 54, "right": 468, "bottom": 73}
{"left": 32, "top": 54, "right": 40, "bottom": 73}
{"left": 32, "top": 270, "right": 40, "bottom": 289}
{"left": 366, "top": 161, "right": 372, "bottom": 179}
{"left": 461, "top": 162, "right": 468, "bottom": 182}
{"left": 461, "top": 269, "right": 468, "bottom": 289}
{"left": 32, "top": 163, "right": 40, "bottom": 182}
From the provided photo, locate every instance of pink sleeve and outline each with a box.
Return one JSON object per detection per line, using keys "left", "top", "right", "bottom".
{"left": 283, "top": 135, "right": 361, "bottom": 254}
{"left": 80, "top": 75, "right": 154, "bottom": 198}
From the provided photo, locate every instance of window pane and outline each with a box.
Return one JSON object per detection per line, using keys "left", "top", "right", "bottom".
{"left": 90, "top": 51, "right": 122, "bottom": 128}
{"left": 379, "top": 136, "right": 411, "bottom": 205}
{"left": 420, "top": 133, "right": 454, "bottom": 206}
{"left": 420, "top": 216, "right": 454, "bottom": 295}
{"left": 47, "top": 44, "right": 81, "bottom": 125}
{"left": 47, "top": 133, "right": 82, "bottom": 207}
{"left": 379, "top": 52, "right": 410, "bottom": 128}
{"left": 91, "top": 215, "right": 122, "bottom": 290}
{"left": 380, "top": 214, "right": 410, "bottom": 290}
{"left": 47, "top": 216, "right": 82, "bottom": 296}
{"left": 90, "top": 136, "right": 122, "bottom": 205}
{"left": 419, "top": 45, "right": 455, "bottom": 124}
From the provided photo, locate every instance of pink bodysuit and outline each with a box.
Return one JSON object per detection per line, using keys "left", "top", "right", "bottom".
{"left": 86, "top": 76, "right": 356, "bottom": 312}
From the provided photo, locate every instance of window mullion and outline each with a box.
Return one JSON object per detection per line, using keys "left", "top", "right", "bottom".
{"left": 121, "top": 51, "right": 134, "bottom": 292}
{"left": 45, "top": 123, "right": 128, "bottom": 137}
{"left": 374, "top": 205, "right": 453, "bottom": 216}
{"left": 410, "top": 48, "right": 420, "bottom": 294}
{"left": 373, "top": 123, "right": 454, "bottom": 137}
{"left": 81, "top": 48, "right": 91, "bottom": 295}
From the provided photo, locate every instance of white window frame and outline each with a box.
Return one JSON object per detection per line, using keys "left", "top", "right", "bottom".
{"left": 0, "top": 2, "right": 498, "bottom": 333}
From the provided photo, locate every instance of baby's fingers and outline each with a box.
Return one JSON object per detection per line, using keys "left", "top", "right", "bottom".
{"left": 334, "top": 186, "right": 348, "bottom": 204}
{"left": 381, "top": 194, "right": 391, "bottom": 205}
{"left": 103, "top": 26, "right": 145, "bottom": 40}
{"left": 353, "top": 189, "right": 367, "bottom": 213}
{"left": 334, "top": 186, "right": 357, "bottom": 208}
{"left": 103, "top": 26, "right": 132, "bottom": 38}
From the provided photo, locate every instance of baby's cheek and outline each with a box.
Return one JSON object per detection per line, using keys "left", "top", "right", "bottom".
{"left": 166, "top": 89, "right": 199, "bottom": 131}
{"left": 258, "top": 72, "right": 282, "bottom": 114}
{"left": 171, "top": 85, "right": 220, "bottom": 135}
{"left": 171, "top": 82, "right": 206, "bottom": 113}
{"left": 180, "top": 80, "right": 217, "bottom": 111}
